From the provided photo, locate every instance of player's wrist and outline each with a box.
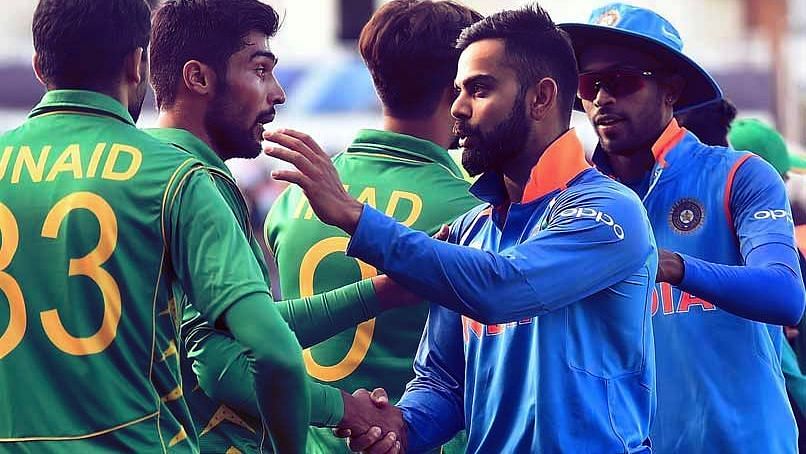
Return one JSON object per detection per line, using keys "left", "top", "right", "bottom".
{"left": 338, "top": 200, "right": 365, "bottom": 235}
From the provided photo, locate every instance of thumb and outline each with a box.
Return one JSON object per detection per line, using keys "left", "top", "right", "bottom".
{"left": 432, "top": 224, "right": 450, "bottom": 241}
{"left": 370, "top": 388, "right": 389, "bottom": 407}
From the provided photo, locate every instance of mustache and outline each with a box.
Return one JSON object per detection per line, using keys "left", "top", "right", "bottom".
{"left": 453, "top": 121, "right": 473, "bottom": 138}
{"left": 255, "top": 109, "right": 276, "bottom": 126}
{"left": 592, "top": 108, "right": 625, "bottom": 125}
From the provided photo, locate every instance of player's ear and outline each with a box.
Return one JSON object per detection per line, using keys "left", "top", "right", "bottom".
{"left": 32, "top": 52, "right": 47, "bottom": 87}
{"left": 122, "top": 47, "right": 145, "bottom": 86}
{"left": 182, "top": 60, "right": 216, "bottom": 97}
{"left": 529, "top": 77, "right": 558, "bottom": 122}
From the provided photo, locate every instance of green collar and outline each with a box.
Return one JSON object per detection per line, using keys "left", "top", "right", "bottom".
{"left": 146, "top": 128, "right": 231, "bottom": 176}
{"left": 346, "top": 129, "right": 463, "bottom": 178}
{"left": 29, "top": 90, "right": 135, "bottom": 125}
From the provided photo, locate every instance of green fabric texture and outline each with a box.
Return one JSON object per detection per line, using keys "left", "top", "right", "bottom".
{"left": 266, "top": 129, "right": 481, "bottom": 454}
{"left": 729, "top": 118, "right": 790, "bottom": 175}
{"left": 0, "top": 90, "right": 212, "bottom": 452}
{"left": 148, "top": 127, "right": 382, "bottom": 452}
{"left": 782, "top": 340, "right": 806, "bottom": 416}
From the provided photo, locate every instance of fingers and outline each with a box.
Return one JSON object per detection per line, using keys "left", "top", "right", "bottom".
{"left": 272, "top": 128, "right": 328, "bottom": 160}
{"left": 333, "top": 427, "right": 351, "bottom": 439}
{"left": 363, "top": 432, "right": 399, "bottom": 454}
{"left": 370, "top": 388, "right": 389, "bottom": 408}
{"left": 262, "top": 129, "right": 321, "bottom": 165}
{"left": 348, "top": 426, "right": 389, "bottom": 452}
{"left": 263, "top": 142, "right": 318, "bottom": 175}
{"left": 432, "top": 224, "right": 450, "bottom": 241}
{"left": 269, "top": 169, "right": 311, "bottom": 188}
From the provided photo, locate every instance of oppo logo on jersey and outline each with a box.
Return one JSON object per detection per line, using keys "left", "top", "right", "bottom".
{"left": 753, "top": 209, "right": 792, "bottom": 223}
{"left": 557, "top": 207, "right": 625, "bottom": 240}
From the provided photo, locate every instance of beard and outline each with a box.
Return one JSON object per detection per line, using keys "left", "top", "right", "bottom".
{"left": 455, "top": 88, "right": 530, "bottom": 177}
{"left": 204, "top": 85, "right": 274, "bottom": 160}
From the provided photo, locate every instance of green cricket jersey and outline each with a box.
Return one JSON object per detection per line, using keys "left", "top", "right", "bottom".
{"left": 265, "top": 129, "right": 480, "bottom": 453}
{"left": 0, "top": 90, "right": 251, "bottom": 452}
{"left": 148, "top": 128, "right": 387, "bottom": 453}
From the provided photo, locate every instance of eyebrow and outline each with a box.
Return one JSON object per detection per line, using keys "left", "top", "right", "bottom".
{"left": 250, "top": 50, "right": 277, "bottom": 64}
{"left": 455, "top": 73, "right": 497, "bottom": 89}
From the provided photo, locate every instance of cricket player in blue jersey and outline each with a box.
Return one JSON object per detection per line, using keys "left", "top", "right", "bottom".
{"left": 561, "top": 4, "right": 806, "bottom": 452}
{"left": 263, "top": 5, "right": 658, "bottom": 453}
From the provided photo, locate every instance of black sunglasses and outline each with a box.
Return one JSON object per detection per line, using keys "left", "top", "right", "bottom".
{"left": 577, "top": 68, "right": 659, "bottom": 101}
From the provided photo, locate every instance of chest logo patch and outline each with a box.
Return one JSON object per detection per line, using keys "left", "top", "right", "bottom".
{"left": 669, "top": 198, "right": 705, "bottom": 234}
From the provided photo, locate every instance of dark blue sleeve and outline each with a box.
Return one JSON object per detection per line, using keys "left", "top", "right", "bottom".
{"left": 397, "top": 304, "right": 466, "bottom": 453}
{"left": 346, "top": 187, "right": 655, "bottom": 324}
{"left": 677, "top": 157, "right": 805, "bottom": 325}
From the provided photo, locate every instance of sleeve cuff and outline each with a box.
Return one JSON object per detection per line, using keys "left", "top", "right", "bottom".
{"left": 346, "top": 204, "right": 390, "bottom": 260}
{"left": 308, "top": 382, "right": 344, "bottom": 427}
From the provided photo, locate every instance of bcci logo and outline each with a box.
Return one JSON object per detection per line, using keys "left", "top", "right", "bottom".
{"left": 669, "top": 198, "right": 704, "bottom": 234}
{"left": 595, "top": 9, "right": 621, "bottom": 27}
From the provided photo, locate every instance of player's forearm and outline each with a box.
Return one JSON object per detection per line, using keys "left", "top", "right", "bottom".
{"left": 276, "top": 278, "right": 380, "bottom": 348}
{"left": 346, "top": 205, "right": 651, "bottom": 324}
{"left": 678, "top": 243, "right": 805, "bottom": 325}
{"left": 224, "top": 296, "right": 310, "bottom": 453}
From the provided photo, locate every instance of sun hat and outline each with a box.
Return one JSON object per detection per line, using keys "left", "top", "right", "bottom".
{"left": 559, "top": 3, "right": 722, "bottom": 112}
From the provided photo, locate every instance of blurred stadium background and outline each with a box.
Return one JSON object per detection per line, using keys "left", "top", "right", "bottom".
{"left": 1, "top": 0, "right": 805, "bottom": 251}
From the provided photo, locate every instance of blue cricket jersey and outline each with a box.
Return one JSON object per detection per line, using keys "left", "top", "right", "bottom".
{"left": 593, "top": 119, "right": 799, "bottom": 453}
{"left": 346, "top": 130, "right": 658, "bottom": 452}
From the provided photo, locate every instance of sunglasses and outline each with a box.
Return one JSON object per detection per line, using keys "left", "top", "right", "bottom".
{"left": 577, "top": 69, "right": 658, "bottom": 101}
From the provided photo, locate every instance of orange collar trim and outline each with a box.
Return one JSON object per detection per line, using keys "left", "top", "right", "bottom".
{"left": 522, "top": 129, "right": 592, "bottom": 204}
{"left": 652, "top": 118, "right": 688, "bottom": 167}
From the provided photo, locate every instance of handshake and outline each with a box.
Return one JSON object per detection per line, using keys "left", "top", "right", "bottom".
{"left": 335, "top": 388, "right": 408, "bottom": 453}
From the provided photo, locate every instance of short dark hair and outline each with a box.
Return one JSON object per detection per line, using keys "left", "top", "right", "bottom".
{"left": 675, "top": 98, "right": 737, "bottom": 147}
{"left": 456, "top": 4, "right": 578, "bottom": 122}
{"left": 32, "top": 0, "right": 151, "bottom": 90}
{"left": 359, "top": 0, "right": 482, "bottom": 118}
{"left": 150, "top": 0, "right": 281, "bottom": 108}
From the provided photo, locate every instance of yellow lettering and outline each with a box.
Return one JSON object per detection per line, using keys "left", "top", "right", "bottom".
{"left": 0, "top": 204, "right": 25, "bottom": 359}
{"left": 86, "top": 143, "right": 106, "bottom": 178}
{"left": 0, "top": 146, "right": 13, "bottom": 180}
{"left": 45, "top": 144, "right": 83, "bottom": 181}
{"left": 102, "top": 143, "right": 141, "bottom": 181}
{"left": 356, "top": 186, "right": 377, "bottom": 208}
{"left": 40, "top": 193, "right": 121, "bottom": 355}
{"left": 299, "top": 237, "right": 377, "bottom": 381}
{"left": 385, "top": 190, "right": 423, "bottom": 227}
{"left": 11, "top": 145, "right": 51, "bottom": 183}
{"left": 292, "top": 195, "right": 308, "bottom": 220}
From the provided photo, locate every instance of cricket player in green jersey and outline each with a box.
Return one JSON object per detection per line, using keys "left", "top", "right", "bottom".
{"left": 0, "top": 1, "right": 310, "bottom": 452}
{"left": 265, "top": 2, "right": 482, "bottom": 452}
{"left": 148, "top": 1, "right": 424, "bottom": 452}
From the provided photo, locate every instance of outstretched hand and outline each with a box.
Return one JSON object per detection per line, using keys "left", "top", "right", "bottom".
{"left": 263, "top": 128, "right": 364, "bottom": 234}
{"left": 335, "top": 388, "right": 408, "bottom": 453}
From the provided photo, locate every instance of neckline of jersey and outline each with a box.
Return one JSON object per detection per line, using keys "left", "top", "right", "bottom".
{"left": 145, "top": 127, "right": 231, "bottom": 176}
{"left": 28, "top": 89, "right": 135, "bottom": 126}
{"left": 346, "top": 129, "right": 464, "bottom": 179}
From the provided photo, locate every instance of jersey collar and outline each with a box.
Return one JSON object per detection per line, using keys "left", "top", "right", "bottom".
{"left": 651, "top": 118, "right": 687, "bottom": 167}
{"left": 146, "top": 127, "right": 232, "bottom": 176}
{"left": 28, "top": 90, "right": 136, "bottom": 126}
{"left": 470, "top": 129, "right": 592, "bottom": 206}
{"left": 346, "top": 129, "right": 465, "bottom": 179}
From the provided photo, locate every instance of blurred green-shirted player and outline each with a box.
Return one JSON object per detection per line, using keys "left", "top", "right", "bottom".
{"left": 266, "top": 2, "right": 482, "bottom": 452}
{"left": 148, "top": 1, "right": 426, "bottom": 452}
{"left": 0, "top": 1, "right": 310, "bottom": 452}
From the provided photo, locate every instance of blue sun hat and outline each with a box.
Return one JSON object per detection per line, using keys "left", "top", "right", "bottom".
{"left": 559, "top": 3, "right": 722, "bottom": 113}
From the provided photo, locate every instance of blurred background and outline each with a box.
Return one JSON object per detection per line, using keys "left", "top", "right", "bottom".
{"left": 1, "top": 0, "right": 805, "bottom": 241}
